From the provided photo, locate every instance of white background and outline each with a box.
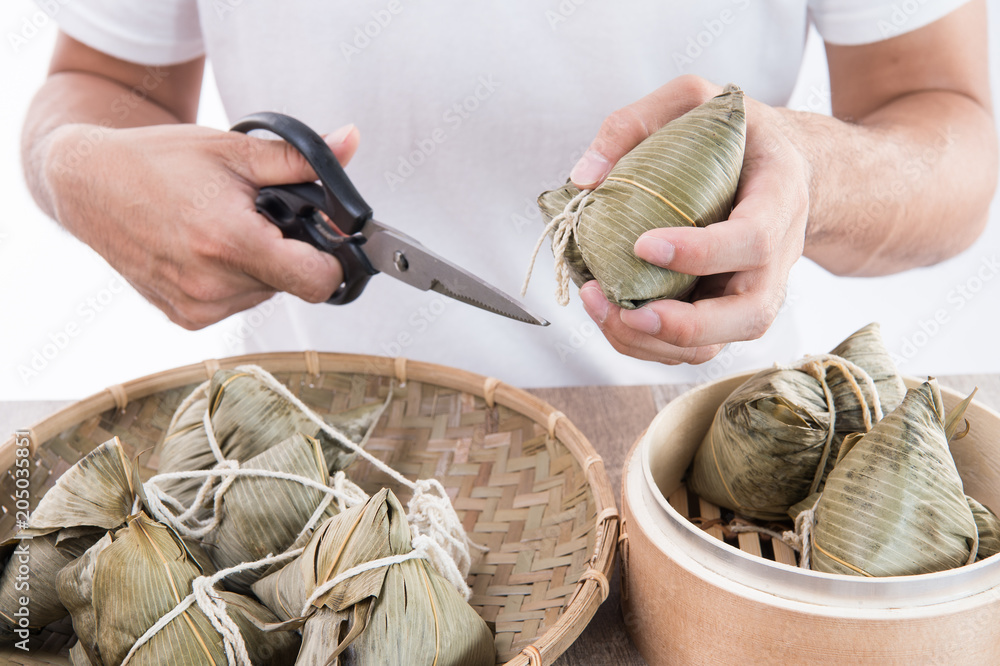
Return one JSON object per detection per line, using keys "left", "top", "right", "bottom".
{"left": 1, "top": 1, "right": 999, "bottom": 400}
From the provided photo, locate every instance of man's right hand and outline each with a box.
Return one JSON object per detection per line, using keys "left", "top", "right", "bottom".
{"left": 42, "top": 121, "right": 360, "bottom": 329}
{"left": 22, "top": 32, "right": 363, "bottom": 330}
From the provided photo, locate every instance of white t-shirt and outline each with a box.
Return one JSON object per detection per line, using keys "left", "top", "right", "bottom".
{"left": 52, "top": 0, "right": 970, "bottom": 387}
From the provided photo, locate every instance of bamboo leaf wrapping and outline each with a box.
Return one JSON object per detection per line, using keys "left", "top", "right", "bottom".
{"left": 969, "top": 496, "right": 1000, "bottom": 561}
{"left": 687, "top": 369, "right": 831, "bottom": 520}
{"left": 203, "top": 433, "right": 339, "bottom": 594}
{"left": 826, "top": 323, "right": 906, "bottom": 432}
{"left": 156, "top": 370, "right": 385, "bottom": 507}
{"left": 0, "top": 439, "right": 139, "bottom": 634}
{"left": 57, "top": 532, "right": 114, "bottom": 665}
{"left": 86, "top": 514, "right": 299, "bottom": 665}
{"left": 18, "top": 438, "right": 138, "bottom": 536}
{"left": 806, "top": 381, "right": 979, "bottom": 577}
{"left": 538, "top": 85, "right": 746, "bottom": 308}
{"left": 253, "top": 489, "right": 494, "bottom": 666}
{"left": 0, "top": 531, "right": 97, "bottom": 635}
{"left": 686, "top": 323, "right": 905, "bottom": 520}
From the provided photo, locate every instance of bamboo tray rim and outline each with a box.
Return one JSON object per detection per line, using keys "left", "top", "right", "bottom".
{"left": 1, "top": 351, "right": 620, "bottom": 666}
{"left": 637, "top": 370, "right": 1000, "bottom": 608}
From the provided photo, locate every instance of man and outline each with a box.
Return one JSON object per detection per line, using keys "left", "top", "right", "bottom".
{"left": 22, "top": 1, "right": 996, "bottom": 386}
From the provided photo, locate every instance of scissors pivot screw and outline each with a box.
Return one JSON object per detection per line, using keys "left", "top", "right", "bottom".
{"left": 393, "top": 251, "right": 409, "bottom": 272}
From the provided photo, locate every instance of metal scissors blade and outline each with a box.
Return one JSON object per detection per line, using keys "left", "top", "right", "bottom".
{"left": 362, "top": 220, "right": 549, "bottom": 326}
{"left": 232, "top": 112, "right": 547, "bottom": 325}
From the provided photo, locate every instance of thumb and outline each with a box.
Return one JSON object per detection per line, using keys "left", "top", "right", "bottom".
{"left": 570, "top": 75, "right": 721, "bottom": 190}
{"left": 323, "top": 123, "right": 361, "bottom": 167}
{"left": 235, "top": 123, "right": 361, "bottom": 186}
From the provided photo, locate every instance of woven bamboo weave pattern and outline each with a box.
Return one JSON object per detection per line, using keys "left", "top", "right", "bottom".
{"left": 0, "top": 353, "right": 618, "bottom": 666}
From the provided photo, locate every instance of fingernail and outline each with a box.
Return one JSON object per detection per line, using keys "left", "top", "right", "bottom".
{"left": 635, "top": 235, "right": 675, "bottom": 266}
{"left": 580, "top": 285, "right": 609, "bottom": 324}
{"left": 570, "top": 150, "right": 611, "bottom": 188}
{"left": 621, "top": 306, "right": 661, "bottom": 335}
{"left": 327, "top": 123, "right": 356, "bottom": 147}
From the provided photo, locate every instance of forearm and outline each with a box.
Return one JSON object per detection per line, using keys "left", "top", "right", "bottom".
{"left": 786, "top": 91, "right": 997, "bottom": 277}
{"left": 22, "top": 71, "right": 184, "bottom": 220}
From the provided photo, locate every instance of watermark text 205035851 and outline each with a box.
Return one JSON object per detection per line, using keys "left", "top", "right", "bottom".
{"left": 10, "top": 430, "right": 34, "bottom": 651}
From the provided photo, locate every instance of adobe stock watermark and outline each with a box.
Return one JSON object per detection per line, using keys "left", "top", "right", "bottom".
{"left": 891, "top": 254, "right": 1000, "bottom": 367}
{"left": 192, "top": 170, "right": 232, "bottom": 210}
{"left": 340, "top": 0, "right": 407, "bottom": 62}
{"left": 48, "top": 67, "right": 170, "bottom": 179}
{"left": 509, "top": 143, "right": 589, "bottom": 236}
{"left": 790, "top": 82, "right": 831, "bottom": 114}
{"left": 555, "top": 320, "right": 599, "bottom": 363}
{"left": 696, "top": 290, "right": 799, "bottom": 383}
{"left": 223, "top": 293, "right": 288, "bottom": 351}
{"left": 877, "top": 0, "right": 934, "bottom": 38}
{"left": 545, "top": 0, "right": 590, "bottom": 30}
{"left": 383, "top": 75, "right": 500, "bottom": 191}
{"left": 17, "top": 276, "right": 126, "bottom": 385}
{"left": 10, "top": 430, "right": 33, "bottom": 652}
{"left": 193, "top": 122, "right": 289, "bottom": 210}
{"left": 7, "top": 0, "right": 70, "bottom": 53}
{"left": 376, "top": 295, "right": 450, "bottom": 358}
{"left": 212, "top": 0, "right": 247, "bottom": 20}
{"left": 847, "top": 126, "right": 956, "bottom": 237}
{"left": 672, "top": 0, "right": 751, "bottom": 72}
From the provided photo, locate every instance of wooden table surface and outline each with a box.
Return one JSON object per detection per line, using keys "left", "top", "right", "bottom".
{"left": 3, "top": 373, "right": 998, "bottom": 666}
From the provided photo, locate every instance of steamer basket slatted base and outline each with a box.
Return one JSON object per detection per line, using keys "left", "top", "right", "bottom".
{"left": 621, "top": 373, "right": 1000, "bottom": 665}
{"left": 662, "top": 485, "right": 799, "bottom": 567}
{"left": 0, "top": 353, "right": 618, "bottom": 666}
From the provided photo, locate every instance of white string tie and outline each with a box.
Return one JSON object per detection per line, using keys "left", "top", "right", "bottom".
{"left": 407, "top": 479, "right": 487, "bottom": 592}
{"left": 777, "top": 353, "right": 885, "bottom": 429}
{"left": 521, "top": 188, "right": 592, "bottom": 306}
{"left": 331, "top": 470, "right": 368, "bottom": 512}
{"left": 121, "top": 549, "right": 302, "bottom": 666}
{"left": 144, "top": 467, "right": 368, "bottom": 545}
{"left": 783, "top": 495, "right": 820, "bottom": 569}
{"left": 231, "top": 365, "right": 483, "bottom": 595}
{"left": 299, "top": 533, "right": 462, "bottom": 615}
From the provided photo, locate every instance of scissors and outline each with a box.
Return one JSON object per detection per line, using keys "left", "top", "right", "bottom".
{"left": 230, "top": 112, "right": 548, "bottom": 326}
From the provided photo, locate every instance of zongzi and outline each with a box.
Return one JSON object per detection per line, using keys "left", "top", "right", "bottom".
{"left": 795, "top": 380, "right": 979, "bottom": 576}
{"left": 530, "top": 84, "right": 745, "bottom": 308}
{"left": 253, "top": 489, "right": 494, "bottom": 666}
{"left": 200, "top": 433, "right": 344, "bottom": 593}
{"left": 60, "top": 512, "right": 299, "bottom": 665}
{"left": 155, "top": 368, "right": 387, "bottom": 507}
{"left": 686, "top": 323, "right": 904, "bottom": 520}
{"left": 0, "top": 438, "right": 141, "bottom": 636}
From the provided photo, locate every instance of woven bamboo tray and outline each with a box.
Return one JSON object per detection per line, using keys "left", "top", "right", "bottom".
{"left": 621, "top": 372, "right": 1000, "bottom": 665}
{"left": 0, "top": 352, "right": 618, "bottom": 666}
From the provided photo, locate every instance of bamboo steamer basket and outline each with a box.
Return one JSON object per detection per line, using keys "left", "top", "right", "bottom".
{"left": 620, "top": 372, "right": 1000, "bottom": 665}
{"left": 0, "top": 352, "right": 618, "bottom": 665}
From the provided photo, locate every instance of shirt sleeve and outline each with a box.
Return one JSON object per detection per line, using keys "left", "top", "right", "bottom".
{"left": 41, "top": 0, "right": 204, "bottom": 65}
{"left": 808, "top": 0, "right": 973, "bottom": 45}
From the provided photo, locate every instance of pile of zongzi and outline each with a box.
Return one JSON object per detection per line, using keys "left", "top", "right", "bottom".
{"left": 684, "top": 322, "right": 1000, "bottom": 577}
{"left": 253, "top": 489, "right": 494, "bottom": 666}
{"left": 0, "top": 366, "right": 496, "bottom": 665}
{"left": 687, "top": 322, "right": 905, "bottom": 520}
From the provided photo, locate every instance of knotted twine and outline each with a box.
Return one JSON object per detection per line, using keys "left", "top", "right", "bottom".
{"left": 780, "top": 353, "right": 884, "bottom": 498}
{"left": 121, "top": 550, "right": 297, "bottom": 666}
{"left": 521, "top": 187, "right": 592, "bottom": 306}
{"left": 122, "top": 538, "right": 450, "bottom": 666}
{"left": 776, "top": 353, "right": 884, "bottom": 568}
{"left": 707, "top": 353, "right": 886, "bottom": 568}
{"left": 135, "top": 365, "right": 485, "bottom": 665}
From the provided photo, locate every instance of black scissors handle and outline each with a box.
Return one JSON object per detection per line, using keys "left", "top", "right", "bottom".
{"left": 230, "top": 112, "right": 378, "bottom": 304}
